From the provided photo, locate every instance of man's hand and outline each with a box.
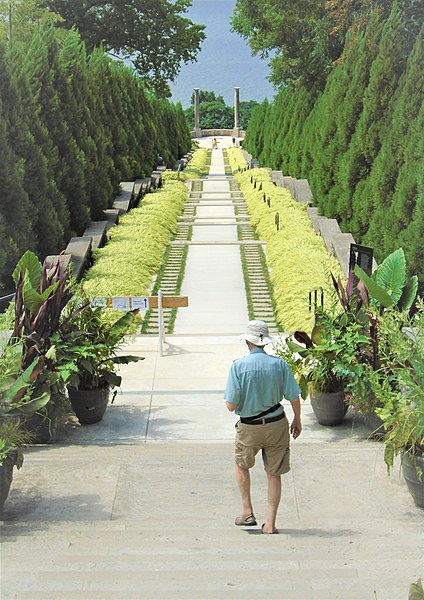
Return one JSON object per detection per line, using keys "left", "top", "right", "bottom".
{"left": 290, "top": 417, "right": 302, "bottom": 439}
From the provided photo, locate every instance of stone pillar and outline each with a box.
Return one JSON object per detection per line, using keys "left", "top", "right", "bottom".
{"left": 233, "top": 87, "right": 241, "bottom": 137}
{"left": 193, "top": 88, "right": 201, "bottom": 137}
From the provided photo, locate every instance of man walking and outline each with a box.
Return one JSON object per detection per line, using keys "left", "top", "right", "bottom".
{"left": 225, "top": 320, "right": 302, "bottom": 534}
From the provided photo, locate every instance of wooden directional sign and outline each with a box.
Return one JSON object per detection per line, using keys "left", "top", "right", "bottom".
{"left": 89, "top": 296, "right": 188, "bottom": 310}
{"left": 148, "top": 296, "right": 189, "bottom": 308}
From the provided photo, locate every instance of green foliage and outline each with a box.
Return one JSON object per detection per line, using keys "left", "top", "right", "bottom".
{"left": 179, "top": 148, "right": 209, "bottom": 180}
{"left": 54, "top": 297, "right": 143, "bottom": 391}
{"left": 355, "top": 248, "right": 418, "bottom": 311}
{"left": 236, "top": 168, "right": 343, "bottom": 332}
{"left": 0, "top": 18, "right": 192, "bottom": 290}
{"left": 231, "top": 0, "right": 340, "bottom": 89}
{"left": 38, "top": 0, "right": 206, "bottom": 97}
{"left": 276, "top": 306, "right": 369, "bottom": 396}
{"left": 82, "top": 177, "right": 188, "bottom": 297}
{"left": 243, "top": 5, "right": 424, "bottom": 282}
{"left": 184, "top": 90, "right": 259, "bottom": 130}
{"left": 227, "top": 148, "right": 248, "bottom": 174}
{"left": 375, "top": 304, "right": 424, "bottom": 472}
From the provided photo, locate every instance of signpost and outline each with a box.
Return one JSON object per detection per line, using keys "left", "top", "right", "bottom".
{"left": 89, "top": 292, "right": 189, "bottom": 356}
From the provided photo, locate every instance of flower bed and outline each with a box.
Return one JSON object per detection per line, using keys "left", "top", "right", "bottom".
{"left": 236, "top": 168, "right": 343, "bottom": 332}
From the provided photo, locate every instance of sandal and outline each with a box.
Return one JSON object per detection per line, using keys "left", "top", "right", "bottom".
{"left": 235, "top": 513, "right": 257, "bottom": 526}
{"left": 261, "top": 523, "right": 279, "bottom": 534}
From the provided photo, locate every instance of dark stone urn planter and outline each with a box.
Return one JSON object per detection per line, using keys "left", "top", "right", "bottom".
{"left": 310, "top": 390, "right": 347, "bottom": 426}
{"left": 402, "top": 453, "right": 424, "bottom": 508}
{"left": 67, "top": 386, "right": 110, "bottom": 425}
{"left": 0, "top": 450, "right": 17, "bottom": 511}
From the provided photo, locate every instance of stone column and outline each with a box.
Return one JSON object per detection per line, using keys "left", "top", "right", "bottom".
{"left": 193, "top": 88, "right": 201, "bottom": 137}
{"left": 233, "top": 87, "right": 241, "bottom": 137}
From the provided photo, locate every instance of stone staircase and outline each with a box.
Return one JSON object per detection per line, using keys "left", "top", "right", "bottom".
{"left": 141, "top": 169, "right": 280, "bottom": 335}
{"left": 1, "top": 442, "right": 419, "bottom": 599}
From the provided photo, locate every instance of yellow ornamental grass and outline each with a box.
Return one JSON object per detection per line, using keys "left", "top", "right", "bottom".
{"left": 180, "top": 148, "right": 209, "bottom": 180}
{"left": 83, "top": 178, "right": 187, "bottom": 298}
{"left": 236, "top": 169, "right": 344, "bottom": 333}
{"left": 227, "top": 147, "right": 248, "bottom": 174}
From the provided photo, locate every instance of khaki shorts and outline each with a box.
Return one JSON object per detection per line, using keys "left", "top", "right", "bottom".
{"left": 234, "top": 416, "right": 290, "bottom": 475}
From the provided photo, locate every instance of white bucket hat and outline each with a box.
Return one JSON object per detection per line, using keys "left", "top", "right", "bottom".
{"left": 240, "top": 320, "right": 275, "bottom": 346}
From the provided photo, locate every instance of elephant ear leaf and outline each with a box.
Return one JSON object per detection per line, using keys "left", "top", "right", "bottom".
{"left": 374, "top": 248, "right": 406, "bottom": 306}
{"left": 354, "top": 265, "right": 393, "bottom": 308}
{"left": 12, "top": 250, "right": 42, "bottom": 288}
{"left": 397, "top": 275, "right": 418, "bottom": 311}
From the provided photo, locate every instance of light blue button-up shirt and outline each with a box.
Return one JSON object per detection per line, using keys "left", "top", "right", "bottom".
{"left": 224, "top": 348, "right": 301, "bottom": 418}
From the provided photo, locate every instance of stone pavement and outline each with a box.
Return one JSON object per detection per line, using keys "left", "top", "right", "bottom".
{"left": 0, "top": 142, "right": 422, "bottom": 600}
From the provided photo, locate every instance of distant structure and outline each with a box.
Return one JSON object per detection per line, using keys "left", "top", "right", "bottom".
{"left": 233, "top": 87, "right": 241, "bottom": 137}
{"left": 192, "top": 86, "right": 245, "bottom": 138}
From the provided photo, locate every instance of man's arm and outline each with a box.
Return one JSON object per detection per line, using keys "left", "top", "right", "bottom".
{"left": 290, "top": 397, "right": 302, "bottom": 439}
{"left": 226, "top": 401, "right": 237, "bottom": 412}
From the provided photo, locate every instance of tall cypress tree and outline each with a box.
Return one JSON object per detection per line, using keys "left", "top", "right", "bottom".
{"left": 393, "top": 99, "right": 424, "bottom": 283}
{"left": 344, "top": 5, "right": 410, "bottom": 239}
{"left": 0, "top": 99, "right": 35, "bottom": 289}
{"left": 243, "top": 99, "right": 270, "bottom": 159}
{"left": 59, "top": 30, "right": 111, "bottom": 220}
{"left": 0, "top": 41, "right": 66, "bottom": 258}
{"left": 325, "top": 14, "right": 384, "bottom": 224}
{"left": 285, "top": 87, "right": 316, "bottom": 177}
{"left": 360, "top": 26, "right": 424, "bottom": 255}
{"left": 22, "top": 23, "right": 89, "bottom": 237}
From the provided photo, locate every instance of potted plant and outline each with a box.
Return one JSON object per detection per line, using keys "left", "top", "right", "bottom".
{"left": 276, "top": 298, "right": 369, "bottom": 425}
{"left": 348, "top": 247, "right": 419, "bottom": 435}
{"left": 376, "top": 303, "right": 424, "bottom": 507}
{"left": 10, "top": 251, "right": 76, "bottom": 442}
{"left": 55, "top": 297, "right": 143, "bottom": 424}
{"left": 0, "top": 341, "right": 50, "bottom": 509}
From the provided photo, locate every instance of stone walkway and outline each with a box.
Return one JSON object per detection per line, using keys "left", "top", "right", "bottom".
{"left": 0, "top": 138, "right": 422, "bottom": 600}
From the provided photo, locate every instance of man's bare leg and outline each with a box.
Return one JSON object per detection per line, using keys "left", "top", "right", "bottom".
{"left": 235, "top": 463, "right": 254, "bottom": 516}
{"left": 262, "top": 472, "right": 281, "bottom": 533}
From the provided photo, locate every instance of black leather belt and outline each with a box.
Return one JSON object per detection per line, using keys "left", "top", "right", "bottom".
{"left": 240, "top": 412, "right": 285, "bottom": 425}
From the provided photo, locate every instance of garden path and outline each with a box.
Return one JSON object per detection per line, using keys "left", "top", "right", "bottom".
{"left": 1, "top": 138, "right": 422, "bottom": 600}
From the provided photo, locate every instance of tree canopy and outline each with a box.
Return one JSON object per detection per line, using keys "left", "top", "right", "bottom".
{"left": 184, "top": 91, "right": 259, "bottom": 130}
{"left": 37, "top": 0, "right": 206, "bottom": 97}
{"left": 230, "top": 0, "right": 414, "bottom": 90}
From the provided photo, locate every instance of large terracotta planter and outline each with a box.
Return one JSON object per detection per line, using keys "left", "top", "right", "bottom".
{"left": 0, "top": 451, "right": 17, "bottom": 511}
{"left": 67, "top": 385, "right": 110, "bottom": 424}
{"left": 310, "top": 390, "right": 347, "bottom": 426}
{"left": 402, "top": 453, "right": 424, "bottom": 508}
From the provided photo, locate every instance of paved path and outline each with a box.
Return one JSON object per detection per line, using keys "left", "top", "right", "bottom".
{"left": 1, "top": 139, "right": 422, "bottom": 600}
{"left": 174, "top": 147, "right": 248, "bottom": 335}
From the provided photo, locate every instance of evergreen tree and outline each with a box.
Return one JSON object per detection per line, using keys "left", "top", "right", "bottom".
{"left": 243, "top": 99, "right": 269, "bottom": 158}
{"left": 344, "top": 5, "right": 410, "bottom": 239}
{"left": 22, "top": 23, "right": 89, "bottom": 236}
{"left": 0, "top": 41, "right": 66, "bottom": 257}
{"left": 59, "top": 30, "right": 111, "bottom": 219}
{"left": 360, "top": 26, "right": 424, "bottom": 254}
{"left": 0, "top": 98, "right": 36, "bottom": 289}
{"left": 284, "top": 87, "right": 316, "bottom": 177}
{"left": 392, "top": 99, "right": 424, "bottom": 283}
